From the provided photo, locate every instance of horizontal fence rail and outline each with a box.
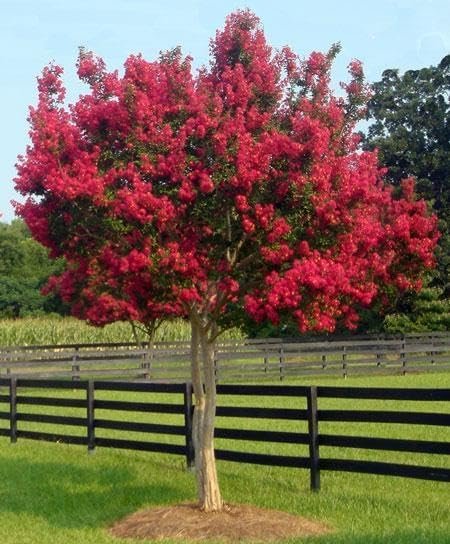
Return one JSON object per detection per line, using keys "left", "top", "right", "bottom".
{"left": 0, "top": 332, "right": 449, "bottom": 381}
{"left": 0, "top": 378, "right": 449, "bottom": 489}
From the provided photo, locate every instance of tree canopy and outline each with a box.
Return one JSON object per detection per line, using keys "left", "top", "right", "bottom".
{"left": 15, "top": 9, "right": 438, "bottom": 510}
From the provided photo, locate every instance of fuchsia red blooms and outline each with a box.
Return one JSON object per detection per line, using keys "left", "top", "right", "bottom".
{"left": 15, "top": 10, "right": 438, "bottom": 334}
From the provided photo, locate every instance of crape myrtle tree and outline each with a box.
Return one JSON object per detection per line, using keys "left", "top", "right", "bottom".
{"left": 15, "top": 10, "right": 438, "bottom": 511}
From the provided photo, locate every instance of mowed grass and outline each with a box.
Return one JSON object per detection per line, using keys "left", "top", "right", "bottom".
{"left": 0, "top": 372, "right": 448, "bottom": 543}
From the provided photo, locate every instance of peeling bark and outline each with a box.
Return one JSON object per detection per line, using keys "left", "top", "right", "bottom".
{"left": 190, "top": 314, "right": 223, "bottom": 512}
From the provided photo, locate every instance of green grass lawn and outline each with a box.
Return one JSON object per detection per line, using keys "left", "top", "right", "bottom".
{"left": 0, "top": 372, "right": 448, "bottom": 543}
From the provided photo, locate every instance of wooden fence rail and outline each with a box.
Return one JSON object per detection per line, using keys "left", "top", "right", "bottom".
{"left": 0, "top": 332, "right": 449, "bottom": 381}
{"left": 0, "top": 378, "right": 449, "bottom": 489}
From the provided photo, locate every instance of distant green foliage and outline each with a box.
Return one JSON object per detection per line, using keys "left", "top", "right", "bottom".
{"left": 383, "top": 287, "right": 450, "bottom": 333}
{"left": 0, "top": 219, "right": 67, "bottom": 317}
{"left": 0, "top": 277, "right": 44, "bottom": 317}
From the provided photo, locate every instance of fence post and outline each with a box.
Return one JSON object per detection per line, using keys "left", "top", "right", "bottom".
{"left": 87, "top": 380, "right": 95, "bottom": 453}
{"left": 213, "top": 349, "right": 219, "bottom": 383}
{"left": 401, "top": 336, "right": 407, "bottom": 375}
{"left": 263, "top": 345, "right": 269, "bottom": 374}
{"left": 141, "top": 341, "right": 155, "bottom": 380}
{"left": 279, "top": 344, "right": 285, "bottom": 381}
{"left": 306, "top": 386, "right": 320, "bottom": 492}
{"left": 4, "top": 348, "right": 11, "bottom": 377}
{"left": 183, "top": 382, "right": 195, "bottom": 470}
{"left": 342, "top": 347, "right": 347, "bottom": 378}
{"left": 430, "top": 335, "right": 435, "bottom": 365}
{"left": 72, "top": 347, "right": 80, "bottom": 381}
{"left": 9, "top": 378, "right": 17, "bottom": 444}
{"left": 141, "top": 348, "right": 150, "bottom": 379}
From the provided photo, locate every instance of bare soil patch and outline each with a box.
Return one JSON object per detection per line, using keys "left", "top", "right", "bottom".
{"left": 109, "top": 502, "right": 333, "bottom": 543}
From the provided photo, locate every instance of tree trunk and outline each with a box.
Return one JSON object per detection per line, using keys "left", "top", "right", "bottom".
{"left": 190, "top": 316, "right": 223, "bottom": 512}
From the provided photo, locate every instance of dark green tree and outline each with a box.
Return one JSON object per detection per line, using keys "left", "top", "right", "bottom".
{"left": 0, "top": 219, "right": 67, "bottom": 317}
{"left": 364, "top": 55, "right": 450, "bottom": 295}
{"left": 383, "top": 286, "right": 450, "bottom": 333}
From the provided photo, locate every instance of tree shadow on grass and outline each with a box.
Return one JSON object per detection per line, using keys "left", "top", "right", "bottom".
{"left": 0, "top": 448, "right": 185, "bottom": 530}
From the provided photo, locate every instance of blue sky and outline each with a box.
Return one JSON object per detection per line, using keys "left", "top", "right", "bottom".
{"left": 1, "top": 0, "right": 449, "bottom": 222}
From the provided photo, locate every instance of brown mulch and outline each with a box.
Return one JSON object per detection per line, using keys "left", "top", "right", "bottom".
{"left": 109, "top": 503, "right": 333, "bottom": 543}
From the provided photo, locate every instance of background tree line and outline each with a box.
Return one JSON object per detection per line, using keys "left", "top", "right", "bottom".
{"left": 0, "top": 219, "right": 67, "bottom": 317}
{"left": 2, "top": 54, "right": 449, "bottom": 332}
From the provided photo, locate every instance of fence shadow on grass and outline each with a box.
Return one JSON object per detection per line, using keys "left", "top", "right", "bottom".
{"left": 0, "top": 451, "right": 183, "bottom": 529}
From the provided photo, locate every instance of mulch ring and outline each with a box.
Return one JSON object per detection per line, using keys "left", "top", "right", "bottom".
{"left": 109, "top": 502, "right": 333, "bottom": 542}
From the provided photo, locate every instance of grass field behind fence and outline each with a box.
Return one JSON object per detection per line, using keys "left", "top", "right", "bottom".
{"left": 0, "top": 373, "right": 448, "bottom": 543}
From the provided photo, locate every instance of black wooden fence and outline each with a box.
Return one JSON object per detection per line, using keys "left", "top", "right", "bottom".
{"left": 0, "top": 378, "right": 449, "bottom": 489}
{"left": 1, "top": 332, "right": 450, "bottom": 381}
